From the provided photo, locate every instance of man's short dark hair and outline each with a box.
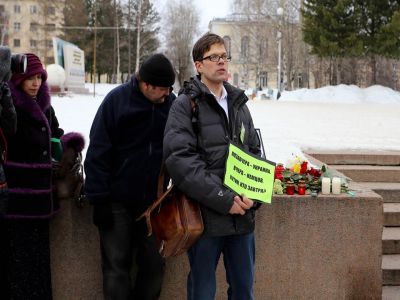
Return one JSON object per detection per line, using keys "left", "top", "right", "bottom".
{"left": 192, "top": 33, "right": 225, "bottom": 62}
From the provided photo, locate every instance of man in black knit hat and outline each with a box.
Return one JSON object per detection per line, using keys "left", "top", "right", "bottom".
{"left": 85, "top": 53, "right": 175, "bottom": 300}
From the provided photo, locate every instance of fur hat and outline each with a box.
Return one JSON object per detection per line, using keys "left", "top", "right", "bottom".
{"left": 11, "top": 53, "right": 47, "bottom": 87}
{"left": 139, "top": 54, "right": 175, "bottom": 87}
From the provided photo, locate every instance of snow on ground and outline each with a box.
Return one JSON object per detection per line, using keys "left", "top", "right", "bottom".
{"left": 52, "top": 84, "right": 400, "bottom": 166}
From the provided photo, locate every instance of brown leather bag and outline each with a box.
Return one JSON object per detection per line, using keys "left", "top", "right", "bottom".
{"left": 138, "top": 169, "right": 204, "bottom": 257}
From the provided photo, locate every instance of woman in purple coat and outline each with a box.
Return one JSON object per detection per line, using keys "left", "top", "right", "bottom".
{"left": 4, "top": 53, "right": 84, "bottom": 299}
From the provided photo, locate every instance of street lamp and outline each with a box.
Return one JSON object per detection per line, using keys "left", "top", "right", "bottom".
{"left": 277, "top": 7, "right": 284, "bottom": 92}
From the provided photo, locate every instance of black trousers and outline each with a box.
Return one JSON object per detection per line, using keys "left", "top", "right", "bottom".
{"left": 98, "top": 203, "right": 165, "bottom": 300}
{"left": 6, "top": 219, "right": 52, "bottom": 300}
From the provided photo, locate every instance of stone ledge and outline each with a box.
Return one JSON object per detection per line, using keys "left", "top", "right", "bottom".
{"left": 49, "top": 192, "right": 383, "bottom": 299}
{"left": 160, "top": 193, "right": 383, "bottom": 299}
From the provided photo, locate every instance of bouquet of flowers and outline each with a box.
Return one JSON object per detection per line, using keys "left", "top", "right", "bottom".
{"left": 273, "top": 156, "right": 348, "bottom": 195}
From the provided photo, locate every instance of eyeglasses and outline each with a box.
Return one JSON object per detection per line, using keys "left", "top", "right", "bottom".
{"left": 200, "top": 54, "right": 232, "bottom": 62}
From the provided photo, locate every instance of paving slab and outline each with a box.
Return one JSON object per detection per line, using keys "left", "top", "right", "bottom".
{"left": 383, "top": 255, "right": 400, "bottom": 285}
{"left": 384, "top": 203, "right": 400, "bottom": 226}
{"left": 331, "top": 165, "right": 400, "bottom": 182}
{"left": 383, "top": 227, "right": 400, "bottom": 254}
{"left": 357, "top": 182, "right": 400, "bottom": 202}
{"left": 306, "top": 149, "right": 400, "bottom": 166}
{"left": 382, "top": 286, "right": 400, "bottom": 300}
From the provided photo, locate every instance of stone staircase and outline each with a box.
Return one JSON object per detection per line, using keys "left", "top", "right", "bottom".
{"left": 306, "top": 150, "right": 400, "bottom": 300}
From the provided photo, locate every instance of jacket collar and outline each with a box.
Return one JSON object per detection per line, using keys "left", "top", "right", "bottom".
{"left": 8, "top": 81, "right": 50, "bottom": 123}
{"left": 181, "top": 76, "right": 247, "bottom": 108}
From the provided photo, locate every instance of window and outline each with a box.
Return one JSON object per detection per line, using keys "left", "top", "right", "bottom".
{"left": 223, "top": 36, "right": 231, "bottom": 57}
{"left": 241, "top": 36, "right": 249, "bottom": 58}
{"left": 259, "top": 39, "right": 268, "bottom": 59}
{"left": 30, "top": 40, "right": 37, "bottom": 48}
{"left": 14, "top": 5, "right": 21, "bottom": 13}
{"left": 297, "top": 74, "right": 303, "bottom": 88}
{"left": 13, "top": 39, "right": 20, "bottom": 47}
{"left": 48, "top": 6, "right": 56, "bottom": 15}
{"left": 46, "top": 40, "right": 52, "bottom": 48}
{"left": 30, "top": 5, "right": 37, "bottom": 14}
{"left": 14, "top": 22, "right": 21, "bottom": 32}
{"left": 30, "top": 23, "right": 39, "bottom": 32}
{"left": 259, "top": 71, "right": 268, "bottom": 88}
{"left": 46, "top": 23, "right": 56, "bottom": 31}
{"left": 0, "top": 5, "right": 4, "bottom": 13}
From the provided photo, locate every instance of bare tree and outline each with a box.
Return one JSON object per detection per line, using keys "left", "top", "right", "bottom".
{"left": 162, "top": 0, "right": 200, "bottom": 88}
{"left": 37, "top": 0, "right": 66, "bottom": 65}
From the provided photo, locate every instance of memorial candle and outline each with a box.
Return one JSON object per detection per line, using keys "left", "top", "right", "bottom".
{"left": 286, "top": 183, "right": 295, "bottom": 195}
{"left": 321, "top": 177, "right": 331, "bottom": 195}
{"left": 297, "top": 181, "right": 306, "bottom": 195}
{"left": 332, "top": 177, "right": 341, "bottom": 194}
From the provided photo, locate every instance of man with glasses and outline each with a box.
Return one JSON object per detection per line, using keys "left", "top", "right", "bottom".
{"left": 84, "top": 53, "right": 175, "bottom": 300}
{"left": 164, "top": 33, "right": 261, "bottom": 300}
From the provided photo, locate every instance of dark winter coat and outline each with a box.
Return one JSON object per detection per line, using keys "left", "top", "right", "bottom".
{"left": 84, "top": 76, "right": 175, "bottom": 217}
{"left": 163, "top": 76, "right": 261, "bottom": 236}
{"left": 4, "top": 81, "right": 64, "bottom": 218}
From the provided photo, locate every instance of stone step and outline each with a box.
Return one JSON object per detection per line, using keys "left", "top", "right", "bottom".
{"left": 357, "top": 182, "right": 400, "bottom": 203}
{"left": 383, "top": 227, "right": 400, "bottom": 254}
{"left": 382, "top": 285, "right": 400, "bottom": 300}
{"left": 306, "top": 150, "right": 400, "bottom": 166}
{"left": 330, "top": 165, "right": 400, "bottom": 183}
{"left": 382, "top": 254, "right": 400, "bottom": 285}
{"left": 384, "top": 203, "right": 400, "bottom": 227}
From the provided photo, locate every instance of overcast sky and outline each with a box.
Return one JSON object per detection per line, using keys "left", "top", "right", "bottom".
{"left": 153, "top": 0, "right": 232, "bottom": 34}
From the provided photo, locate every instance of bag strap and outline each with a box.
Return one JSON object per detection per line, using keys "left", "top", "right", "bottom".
{"left": 136, "top": 184, "right": 175, "bottom": 236}
{"left": 136, "top": 94, "right": 199, "bottom": 234}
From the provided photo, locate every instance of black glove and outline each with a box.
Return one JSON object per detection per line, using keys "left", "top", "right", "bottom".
{"left": 93, "top": 201, "right": 113, "bottom": 230}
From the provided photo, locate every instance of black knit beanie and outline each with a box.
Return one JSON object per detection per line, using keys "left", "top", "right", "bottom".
{"left": 139, "top": 54, "right": 175, "bottom": 87}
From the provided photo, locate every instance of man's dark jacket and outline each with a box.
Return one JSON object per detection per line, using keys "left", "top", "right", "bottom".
{"left": 163, "top": 76, "right": 260, "bottom": 236}
{"left": 84, "top": 76, "right": 175, "bottom": 216}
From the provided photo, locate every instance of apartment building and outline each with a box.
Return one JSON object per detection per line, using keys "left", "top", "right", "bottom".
{"left": 0, "top": 0, "right": 65, "bottom": 65}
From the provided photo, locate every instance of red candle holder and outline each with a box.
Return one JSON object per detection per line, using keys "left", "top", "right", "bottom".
{"left": 298, "top": 184, "right": 306, "bottom": 195}
{"left": 286, "top": 183, "right": 295, "bottom": 195}
{"left": 297, "top": 180, "right": 306, "bottom": 195}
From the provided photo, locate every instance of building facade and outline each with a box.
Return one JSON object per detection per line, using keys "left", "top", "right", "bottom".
{"left": 0, "top": 0, "right": 64, "bottom": 65}
{"left": 209, "top": 15, "right": 279, "bottom": 91}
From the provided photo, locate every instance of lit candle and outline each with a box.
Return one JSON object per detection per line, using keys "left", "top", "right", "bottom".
{"left": 321, "top": 177, "right": 331, "bottom": 195}
{"left": 332, "top": 177, "right": 341, "bottom": 194}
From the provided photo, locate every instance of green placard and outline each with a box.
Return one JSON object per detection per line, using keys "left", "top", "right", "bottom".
{"left": 224, "top": 143, "right": 276, "bottom": 204}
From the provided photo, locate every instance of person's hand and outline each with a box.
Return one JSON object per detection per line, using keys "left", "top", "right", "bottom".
{"left": 234, "top": 194, "right": 254, "bottom": 210}
{"left": 93, "top": 202, "right": 113, "bottom": 230}
{"left": 229, "top": 200, "right": 246, "bottom": 215}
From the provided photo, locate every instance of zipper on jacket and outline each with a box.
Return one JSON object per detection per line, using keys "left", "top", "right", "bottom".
{"left": 207, "top": 94, "right": 231, "bottom": 139}
{"left": 149, "top": 104, "right": 155, "bottom": 156}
